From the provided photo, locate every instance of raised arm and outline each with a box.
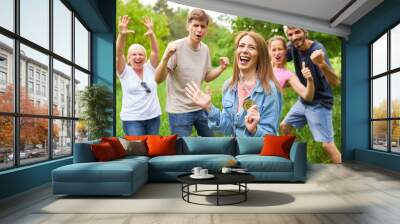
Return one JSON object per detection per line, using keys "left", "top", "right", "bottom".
{"left": 142, "top": 17, "right": 159, "bottom": 68}
{"left": 116, "top": 16, "right": 135, "bottom": 76}
{"left": 288, "top": 62, "right": 315, "bottom": 102}
{"left": 311, "top": 49, "right": 340, "bottom": 87}
{"left": 204, "top": 57, "right": 229, "bottom": 82}
{"left": 155, "top": 45, "right": 176, "bottom": 84}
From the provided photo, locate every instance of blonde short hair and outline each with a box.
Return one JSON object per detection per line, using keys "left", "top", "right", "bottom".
{"left": 127, "top": 44, "right": 147, "bottom": 60}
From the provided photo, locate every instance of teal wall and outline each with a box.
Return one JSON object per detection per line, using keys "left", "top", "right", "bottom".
{"left": 344, "top": 0, "right": 400, "bottom": 171}
{"left": 0, "top": 0, "right": 115, "bottom": 200}
{"left": 0, "top": 158, "right": 72, "bottom": 199}
{"left": 92, "top": 32, "right": 116, "bottom": 135}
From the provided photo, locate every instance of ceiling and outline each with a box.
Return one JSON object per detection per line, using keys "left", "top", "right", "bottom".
{"left": 169, "top": 0, "right": 384, "bottom": 38}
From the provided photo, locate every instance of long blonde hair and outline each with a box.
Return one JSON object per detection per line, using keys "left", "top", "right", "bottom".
{"left": 230, "top": 31, "right": 281, "bottom": 94}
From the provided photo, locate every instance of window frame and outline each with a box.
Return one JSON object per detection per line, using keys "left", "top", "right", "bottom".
{"left": 370, "top": 20, "right": 400, "bottom": 154}
{"left": 0, "top": 0, "right": 92, "bottom": 171}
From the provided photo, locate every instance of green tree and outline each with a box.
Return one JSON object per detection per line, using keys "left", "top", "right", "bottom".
{"left": 161, "top": 7, "right": 188, "bottom": 42}
{"left": 203, "top": 20, "right": 233, "bottom": 66}
{"left": 153, "top": 0, "right": 173, "bottom": 17}
{"left": 116, "top": 0, "right": 170, "bottom": 59}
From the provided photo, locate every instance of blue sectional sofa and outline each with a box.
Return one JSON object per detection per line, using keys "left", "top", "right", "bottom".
{"left": 52, "top": 137, "right": 307, "bottom": 196}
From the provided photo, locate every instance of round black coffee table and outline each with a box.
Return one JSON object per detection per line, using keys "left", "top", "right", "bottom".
{"left": 177, "top": 172, "right": 255, "bottom": 206}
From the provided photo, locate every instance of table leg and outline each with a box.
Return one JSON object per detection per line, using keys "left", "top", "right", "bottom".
{"left": 217, "top": 184, "right": 220, "bottom": 206}
{"left": 245, "top": 183, "right": 247, "bottom": 201}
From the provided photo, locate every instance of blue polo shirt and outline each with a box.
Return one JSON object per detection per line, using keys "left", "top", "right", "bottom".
{"left": 287, "top": 41, "right": 334, "bottom": 110}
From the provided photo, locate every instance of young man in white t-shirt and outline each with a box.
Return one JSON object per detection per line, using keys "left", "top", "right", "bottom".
{"left": 155, "top": 9, "right": 229, "bottom": 137}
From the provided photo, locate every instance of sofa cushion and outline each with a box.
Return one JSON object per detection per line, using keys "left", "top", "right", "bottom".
{"left": 119, "top": 138, "right": 147, "bottom": 156}
{"left": 236, "top": 137, "right": 263, "bottom": 155}
{"left": 179, "top": 137, "right": 235, "bottom": 155}
{"left": 260, "top": 135, "right": 296, "bottom": 159}
{"left": 52, "top": 160, "right": 146, "bottom": 183}
{"left": 236, "top": 155, "right": 293, "bottom": 172}
{"left": 91, "top": 142, "right": 118, "bottom": 161}
{"left": 101, "top": 137, "right": 127, "bottom": 158}
{"left": 148, "top": 154, "right": 235, "bottom": 172}
{"left": 147, "top": 135, "right": 177, "bottom": 157}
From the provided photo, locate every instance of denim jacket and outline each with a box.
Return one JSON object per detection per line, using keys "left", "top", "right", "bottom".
{"left": 207, "top": 80, "right": 282, "bottom": 137}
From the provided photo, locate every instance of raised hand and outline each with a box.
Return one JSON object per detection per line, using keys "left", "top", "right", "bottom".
{"left": 118, "top": 15, "right": 135, "bottom": 35}
{"left": 310, "top": 49, "right": 325, "bottom": 66}
{"left": 219, "top": 57, "right": 229, "bottom": 70}
{"left": 185, "top": 81, "right": 212, "bottom": 110}
{"left": 301, "top": 61, "right": 313, "bottom": 82}
{"left": 245, "top": 105, "right": 260, "bottom": 134}
{"left": 164, "top": 44, "right": 177, "bottom": 60}
{"left": 142, "top": 16, "right": 154, "bottom": 37}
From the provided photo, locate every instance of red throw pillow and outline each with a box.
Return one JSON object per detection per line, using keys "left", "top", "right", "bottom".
{"left": 146, "top": 135, "right": 177, "bottom": 157}
{"left": 101, "top": 137, "right": 126, "bottom": 158}
{"left": 91, "top": 142, "right": 117, "bottom": 161}
{"left": 260, "top": 135, "right": 296, "bottom": 159}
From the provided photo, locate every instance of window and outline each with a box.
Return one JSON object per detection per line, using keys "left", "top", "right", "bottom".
{"left": 28, "top": 81, "right": 34, "bottom": 94}
{"left": 75, "top": 18, "right": 90, "bottom": 70}
{"left": 28, "top": 67, "right": 34, "bottom": 80}
{"left": 0, "top": 0, "right": 14, "bottom": 32}
{"left": 35, "top": 70, "right": 41, "bottom": 81}
{"left": 53, "top": 0, "right": 72, "bottom": 60}
{"left": 0, "top": 35, "right": 14, "bottom": 114}
{"left": 0, "top": 0, "right": 91, "bottom": 170}
{"left": 36, "top": 83, "right": 40, "bottom": 95}
{"left": 0, "top": 54, "right": 7, "bottom": 67}
{"left": 0, "top": 71, "right": 6, "bottom": 85}
{"left": 53, "top": 59, "right": 71, "bottom": 116}
{"left": 20, "top": 0, "right": 49, "bottom": 49}
{"left": 42, "top": 85, "right": 46, "bottom": 97}
{"left": 41, "top": 73, "right": 46, "bottom": 83}
{"left": 371, "top": 23, "right": 400, "bottom": 154}
{"left": 0, "top": 54, "right": 7, "bottom": 87}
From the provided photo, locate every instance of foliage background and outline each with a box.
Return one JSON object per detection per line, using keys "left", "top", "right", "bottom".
{"left": 116, "top": 0, "right": 342, "bottom": 163}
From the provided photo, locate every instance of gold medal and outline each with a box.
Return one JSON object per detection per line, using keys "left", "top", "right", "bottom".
{"left": 243, "top": 99, "right": 256, "bottom": 110}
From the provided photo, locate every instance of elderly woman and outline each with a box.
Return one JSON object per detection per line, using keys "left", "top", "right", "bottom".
{"left": 185, "top": 31, "right": 282, "bottom": 137}
{"left": 116, "top": 15, "right": 161, "bottom": 135}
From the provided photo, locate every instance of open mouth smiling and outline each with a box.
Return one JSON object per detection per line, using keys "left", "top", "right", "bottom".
{"left": 239, "top": 56, "right": 250, "bottom": 65}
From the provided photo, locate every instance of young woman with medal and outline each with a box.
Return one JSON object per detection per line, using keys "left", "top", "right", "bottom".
{"left": 185, "top": 31, "right": 282, "bottom": 137}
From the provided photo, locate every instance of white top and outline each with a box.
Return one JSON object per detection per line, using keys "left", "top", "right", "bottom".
{"left": 165, "top": 37, "right": 212, "bottom": 113}
{"left": 119, "top": 63, "right": 161, "bottom": 121}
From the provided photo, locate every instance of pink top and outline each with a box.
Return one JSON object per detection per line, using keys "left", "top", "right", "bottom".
{"left": 273, "top": 67, "right": 294, "bottom": 88}
{"left": 237, "top": 81, "right": 256, "bottom": 112}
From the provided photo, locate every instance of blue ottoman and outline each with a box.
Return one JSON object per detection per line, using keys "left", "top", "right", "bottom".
{"left": 52, "top": 157, "right": 148, "bottom": 196}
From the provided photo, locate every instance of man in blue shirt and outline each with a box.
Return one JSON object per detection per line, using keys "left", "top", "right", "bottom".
{"left": 281, "top": 26, "right": 342, "bottom": 163}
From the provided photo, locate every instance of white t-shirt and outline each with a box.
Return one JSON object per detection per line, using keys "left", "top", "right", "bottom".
{"left": 119, "top": 63, "right": 161, "bottom": 121}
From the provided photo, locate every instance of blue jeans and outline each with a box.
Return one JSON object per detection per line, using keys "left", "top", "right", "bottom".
{"left": 168, "top": 110, "right": 214, "bottom": 137}
{"left": 122, "top": 116, "right": 160, "bottom": 136}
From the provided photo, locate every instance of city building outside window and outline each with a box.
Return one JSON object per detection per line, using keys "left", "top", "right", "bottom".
{"left": 370, "top": 23, "right": 400, "bottom": 154}
{"left": 0, "top": 0, "right": 91, "bottom": 170}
